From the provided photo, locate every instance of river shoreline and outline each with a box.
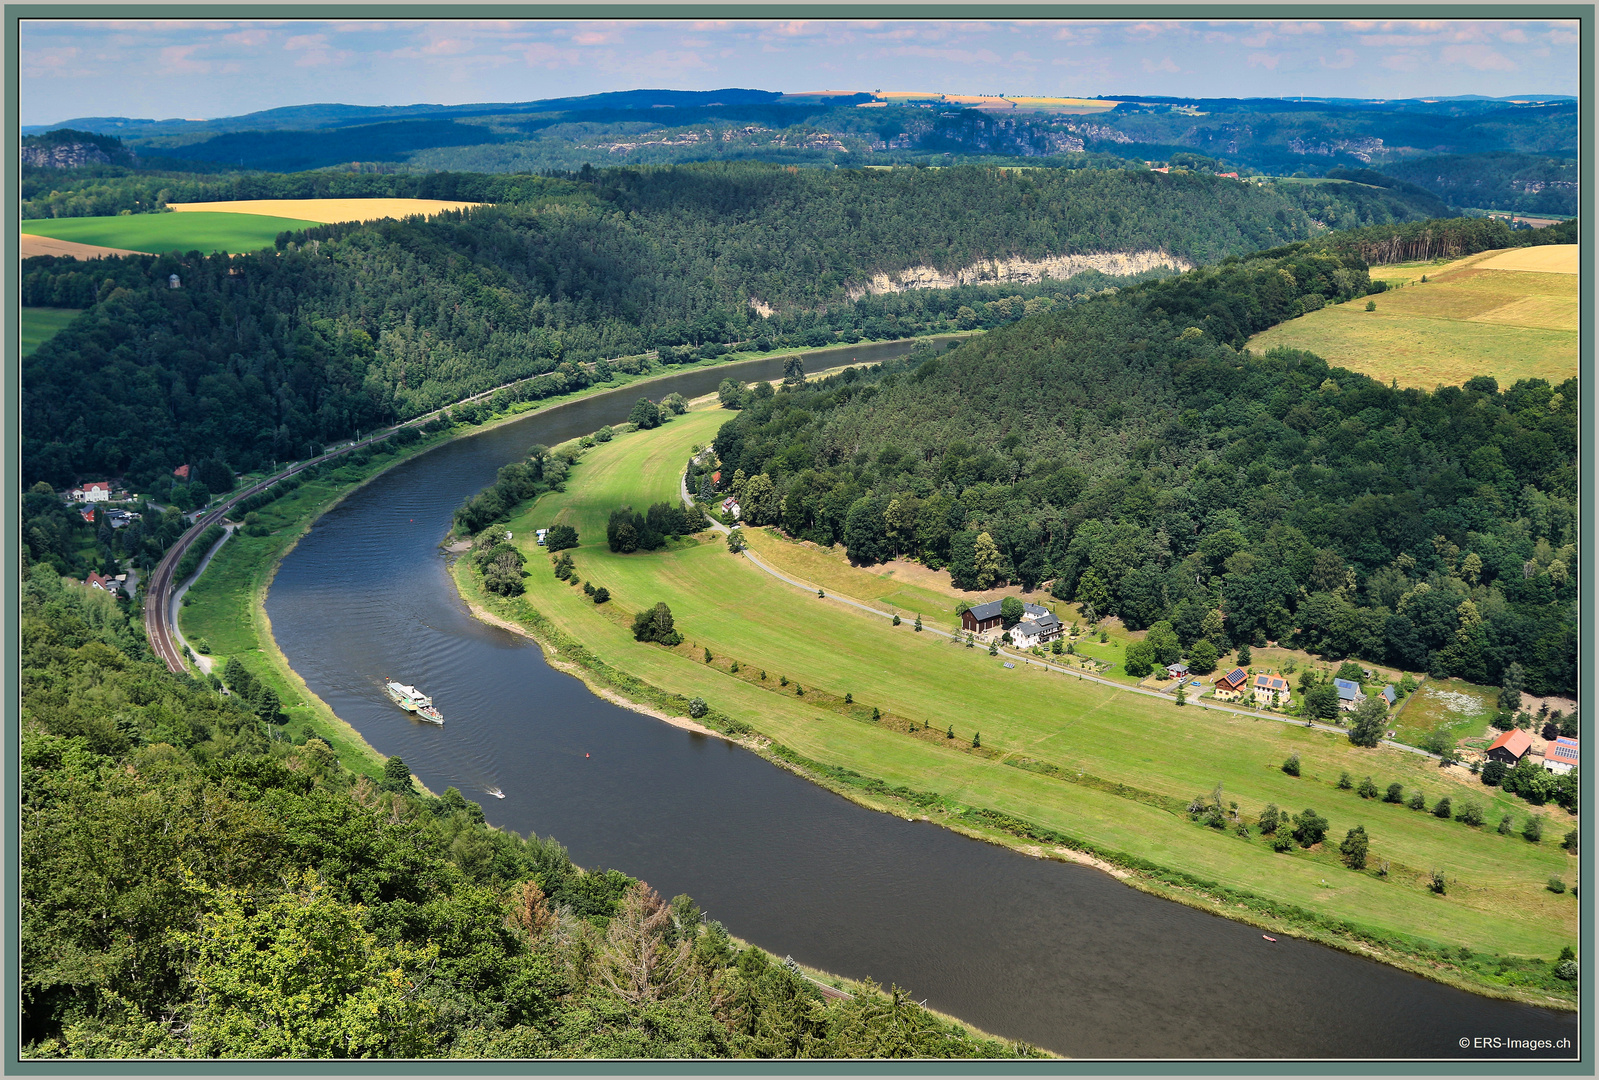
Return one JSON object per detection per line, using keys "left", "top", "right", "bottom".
{"left": 219, "top": 335, "right": 1574, "bottom": 1032}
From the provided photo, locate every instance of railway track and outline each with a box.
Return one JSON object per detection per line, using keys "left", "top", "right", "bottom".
{"left": 143, "top": 430, "right": 398, "bottom": 674}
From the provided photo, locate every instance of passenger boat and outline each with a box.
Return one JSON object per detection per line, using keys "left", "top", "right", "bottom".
{"left": 385, "top": 679, "right": 444, "bottom": 724}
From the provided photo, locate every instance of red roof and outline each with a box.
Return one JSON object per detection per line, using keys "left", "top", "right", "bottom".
{"left": 1254, "top": 674, "right": 1289, "bottom": 692}
{"left": 1487, "top": 729, "right": 1533, "bottom": 758}
{"left": 1216, "top": 667, "right": 1248, "bottom": 690}
{"left": 711, "top": 471, "right": 721, "bottom": 484}
{"left": 173, "top": 464, "right": 191, "bottom": 480}
{"left": 86, "top": 571, "right": 110, "bottom": 590}
{"left": 1547, "top": 737, "right": 1579, "bottom": 765}
{"left": 84, "top": 480, "right": 109, "bottom": 492}
{"left": 80, "top": 509, "right": 95, "bottom": 523}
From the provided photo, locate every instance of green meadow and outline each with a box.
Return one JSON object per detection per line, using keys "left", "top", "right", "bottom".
{"left": 20, "top": 211, "right": 323, "bottom": 255}
{"left": 476, "top": 405, "right": 1577, "bottom": 998}
{"left": 1247, "top": 249, "right": 1577, "bottom": 390}
{"left": 20, "top": 306, "right": 82, "bottom": 356}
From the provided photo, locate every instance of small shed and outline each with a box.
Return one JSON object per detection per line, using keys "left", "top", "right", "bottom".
{"left": 169, "top": 273, "right": 181, "bottom": 289}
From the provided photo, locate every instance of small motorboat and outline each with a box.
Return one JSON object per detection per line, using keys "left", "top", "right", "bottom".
{"left": 1262, "top": 935, "right": 1277, "bottom": 943}
{"left": 487, "top": 787, "right": 505, "bottom": 800}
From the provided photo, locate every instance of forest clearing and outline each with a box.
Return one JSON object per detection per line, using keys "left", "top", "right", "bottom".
{"left": 1247, "top": 245, "right": 1577, "bottom": 389}
{"left": 458, "top": 402, "right": 1578, "bottom": 993}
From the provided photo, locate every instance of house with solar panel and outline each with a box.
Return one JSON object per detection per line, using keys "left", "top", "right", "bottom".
{"left": 1213, "top": 667, "right": 1248, "bottom": 701}
{"left": 1543, "top": 736, "right": 1579, "bottom": 775}
{"left": 1333, "top": 678, "right": 1366, "bottom": 712}
{"left": 1253, "top": 673, "right": 1291, "bottom": 708}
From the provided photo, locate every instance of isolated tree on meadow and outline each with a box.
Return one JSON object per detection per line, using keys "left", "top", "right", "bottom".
{"left": 1339, "top": 826, "right": 1369, "bottom": 870}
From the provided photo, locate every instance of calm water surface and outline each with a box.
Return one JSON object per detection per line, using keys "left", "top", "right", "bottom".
{"left": 266, "top": 347, "right": 1577, "bottom": 1059}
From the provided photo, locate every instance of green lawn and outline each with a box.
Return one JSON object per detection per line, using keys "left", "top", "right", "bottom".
{"left": 484, "top": 405, "right": 1577, "bottom": 977}
{"left": 20, "top": 211, "right": 324, "bottom": 254}
{"left": 20, "top": 307, "right": 82, "bottom": 356}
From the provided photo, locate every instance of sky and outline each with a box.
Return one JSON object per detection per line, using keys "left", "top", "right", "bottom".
{"left": 20, "top": 17, "right": 1580, "bottom": 126}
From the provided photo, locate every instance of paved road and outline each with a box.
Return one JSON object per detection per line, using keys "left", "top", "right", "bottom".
{"left": 682, "top": 467, "right": 1437, "bottom": 761}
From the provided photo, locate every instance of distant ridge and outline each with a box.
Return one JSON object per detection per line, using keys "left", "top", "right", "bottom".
{"left": 23, "top": 88, "right": 782, "bottom": 137}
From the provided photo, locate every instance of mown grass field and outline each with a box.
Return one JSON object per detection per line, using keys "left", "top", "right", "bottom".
{"left": 1247, "top": 246, "right": 1577, "bottom": 390}
{"left": 486, "top": 406, "right": 1577, "bottom": 977}
{"left": 20, "top": 306, "right": 81, "bottom": 356}
{"left": 19, "top": 211, "right": 324, "bottom": 255}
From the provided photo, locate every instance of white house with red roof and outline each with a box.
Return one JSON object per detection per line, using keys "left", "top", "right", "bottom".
{"left": 1543, "top": 736, "right": 1579, "bottom": 775}
{"left": 71, "top": 480, "right": 111, "bottom": 503}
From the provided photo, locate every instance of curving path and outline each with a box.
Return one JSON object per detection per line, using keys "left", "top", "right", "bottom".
{"left": 683, "top": 466, "right": 1438, "bottom": 760}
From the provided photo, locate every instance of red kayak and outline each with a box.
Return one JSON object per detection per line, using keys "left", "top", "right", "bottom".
{"left": 1262, "top": 935, "right": 1277, "bottom": 943}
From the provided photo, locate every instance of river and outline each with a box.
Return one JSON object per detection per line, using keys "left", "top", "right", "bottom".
{"left": 265, "top": 344, "right": 1578, "bottom": 1059}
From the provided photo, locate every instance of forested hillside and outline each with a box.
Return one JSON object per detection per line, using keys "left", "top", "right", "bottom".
{"left": 1378, "top": 153, "right": 1579, "bottom": 216}
{"left": 709, "top": 243, "right": 1577, "bottom": 696}
{"left": 25, "top": 163, "right": 1423, "bottom": 488}
{"left": 19, "top": 565, "right": 1038, "bottom": 1059}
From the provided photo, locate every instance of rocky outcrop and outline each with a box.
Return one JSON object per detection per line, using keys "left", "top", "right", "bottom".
{"left": 21, "top": 142, "right": 116, "bottom": 168}
{"left": 846, "top": 250, "right": 1193, "bottom": 299}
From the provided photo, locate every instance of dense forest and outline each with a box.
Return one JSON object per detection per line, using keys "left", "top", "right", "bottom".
{"left": 708, "top": 242, "right": 1578, "bottom": 696}
{"left": 1378, "top": 153, "right": 1579, "bottom": 216}
{"left": 19, "top": 564, "right": 1038, "bottom": 1059}
{"left": 24, "top": 162, "right": 1445, "bottom": 488}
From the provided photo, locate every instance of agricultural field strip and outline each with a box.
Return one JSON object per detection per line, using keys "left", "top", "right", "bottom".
{"left": 19, "top": 211, "right": 326, "bottom": 254}
{"left": 1248, "top": 246, "right": 1577, "bottom": 389}
{"left": 502, "top": 410, "right": 1574, "bottom": 956}
{"left": 167, "top": 198, "right": 484, "bottom": 224}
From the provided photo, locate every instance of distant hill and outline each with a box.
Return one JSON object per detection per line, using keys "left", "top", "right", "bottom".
{"left": 23, "top": 91, "right": 1580, "bottom": 179}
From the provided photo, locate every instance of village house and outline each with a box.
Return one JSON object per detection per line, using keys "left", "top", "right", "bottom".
{"left": 720, "top": 496, "right": 741, "bottom": 520}
{"left": 1010, "top": 611, "right": 1064, "bottom": 649}
{"left": 85, "top": 571, "right": 122, "bottom": 597}
{"left": 1543, "top": 736, "right": 1579, "bottom": 775}
{"left": 1486, "top": 728, "right": 1533, "bottom": 766}
{"left": 1166, "top": 661, "right": 1190, "bottom": 681}
{"left": 71, "top": 481, "right": 111, "bottom": 503}
{"left": 1253, "top": 673, "right": 1291, "bottom": 708}
{"left": 1213, "top": 667, "right": 1248, "bottom": 701}
{"left": 1333, "top": 678, "right": 1366, "bottom": 712}
{"left": 1380, "top": 685, "right": 1397, "bottom": 708}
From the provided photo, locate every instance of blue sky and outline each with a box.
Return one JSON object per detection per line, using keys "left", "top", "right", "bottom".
{"left": 21, "top": 17, "right": 1579, "bottom": 126}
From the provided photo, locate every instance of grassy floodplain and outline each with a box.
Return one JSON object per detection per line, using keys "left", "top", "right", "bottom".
{"left": 458, "top": 401, "right": 1577, "bottom": 1006}
{"left": 20, "top": 306, "right": 82, "bottom": 356}
{"left": 1247, "top": 245, "right": 1577, "bottom": 390}
{"left": 174, "top": 336, "right": 958, "bottom": 779}
{"left": 19, "top": 211, "right": 324, "bottom": 254}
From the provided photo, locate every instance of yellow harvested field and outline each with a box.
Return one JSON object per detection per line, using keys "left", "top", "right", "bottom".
{"left": 1474, "top": 244, "right": 1578, "bottom": 274}
{"left": 20, "top": 234, "right": 146, "bottom": 259}
{"left": 1249, "top": 247, "right": 1577, "bottom": 389}
{"left": 167, "top": 198, "right": 483, "bottom": 224}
